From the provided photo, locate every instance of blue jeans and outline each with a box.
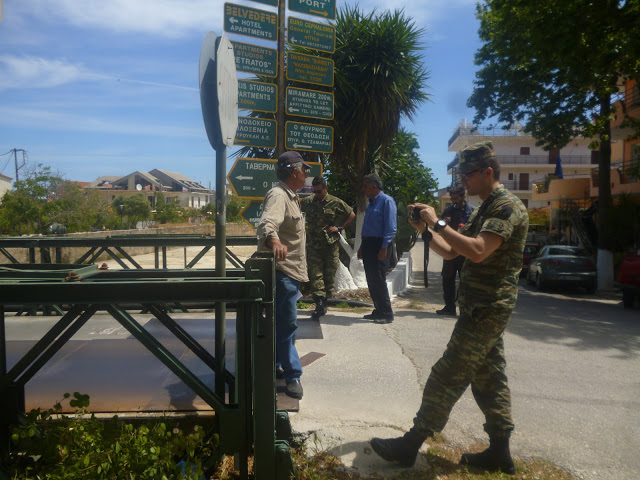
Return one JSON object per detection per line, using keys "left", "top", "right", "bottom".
{"left": 275, "top": 271, "right": 303, "bottom": 382}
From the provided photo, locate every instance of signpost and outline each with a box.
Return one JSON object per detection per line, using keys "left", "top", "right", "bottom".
{"left": 286, "top": 86, "right": 333, "bottom": 119}
{"left": 224, "top": 3, "right": 278, "bottom": 41}
{"left": 234, "top": 117, "right": 277, "bottom": 148}
{"left": 239, "top": 80, "right": 277, "bottom": 112}
{"left": 231, "top": 41, "right": 277, "bottom": 77}
{"left": 228, "top": 158, "right": 323, "bottom": 199}
{"left": 287, "top": 16, "right": 335, "bottom": 53}
{"left": 287, "top": 52, "right": 334, "bottom": 86}
{"left": 288, "top": 0, "right": 336, "bottom": 20}
{"left": 285, "top": 121, "right": 333, "bottom": 153}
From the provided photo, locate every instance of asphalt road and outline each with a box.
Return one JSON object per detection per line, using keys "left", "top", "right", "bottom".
{"left": 292, "top": 242, "right": 640, "bottom": 480}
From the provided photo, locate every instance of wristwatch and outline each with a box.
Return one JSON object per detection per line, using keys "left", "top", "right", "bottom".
{"left": 432, "top": 219, "right": 447, "bottom": 233}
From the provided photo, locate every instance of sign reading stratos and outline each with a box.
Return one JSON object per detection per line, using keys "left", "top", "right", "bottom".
{"left": 238, "top": 80, "right": 277, "bottom": 112}
{"left": 286, "top": 87, "right": 333, "bottom": 119}
{"left": 287, "top": 17, "right": 335, "bottom": 53}
{"left": 231, "top": 41, "right": 277, "bottom": 77}
{"left": 288, "top": 0, "right": 336, "bottom": 20}
{"left": 224, "top": 3, "right": 278, "bottom": 41}
{"left": 228, "top": 158, "right": 323, "bottom": 199}
{"left": 234, "top": 117, "right": 277, "bottom": 148}
{"left": 285, "top": 121, "right": 333, "bottom": 153}
{"left": 287, "top": 52, "right": 334, "bottom": 86}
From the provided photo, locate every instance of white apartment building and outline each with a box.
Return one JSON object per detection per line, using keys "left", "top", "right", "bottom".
{"left": 445, "top": 119, "right": 598, "bottom": 208}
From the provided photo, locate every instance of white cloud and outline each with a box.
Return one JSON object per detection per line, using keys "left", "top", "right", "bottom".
{"left": 0, "top": 55, "right": 95, "bottom": 90}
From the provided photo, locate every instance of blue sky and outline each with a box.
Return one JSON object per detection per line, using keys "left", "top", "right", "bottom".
{"left": 0, "top": 0, "right": 480, "bottom": 190}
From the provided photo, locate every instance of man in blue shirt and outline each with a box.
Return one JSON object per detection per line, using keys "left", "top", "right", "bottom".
{"left": 357, "top": 173, "right": 397, "bottom": 324}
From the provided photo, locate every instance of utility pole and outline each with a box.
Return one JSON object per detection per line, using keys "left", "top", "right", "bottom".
{"left": 12, "top": 148, "right": 26, "bottom": 182}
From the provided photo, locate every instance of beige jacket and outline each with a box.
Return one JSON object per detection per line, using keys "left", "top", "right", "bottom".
{"left": 257, "top": 182, "right": 308, "bottom": 282}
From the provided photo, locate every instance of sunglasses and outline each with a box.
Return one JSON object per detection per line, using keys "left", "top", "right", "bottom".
{"left": 459, "top": 167, "right": 485, "bottom": 180}
{"left": 313, "top": 189, "right": 324, "bottom": 194}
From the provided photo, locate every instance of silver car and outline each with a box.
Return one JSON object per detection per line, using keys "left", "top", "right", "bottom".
{"left": 527, "top": 245, "right": 597, "bottom": 293}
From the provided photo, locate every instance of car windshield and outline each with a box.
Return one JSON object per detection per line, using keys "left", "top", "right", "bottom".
{"left": 547, "top": 247, "right": 588, "bottom": 256}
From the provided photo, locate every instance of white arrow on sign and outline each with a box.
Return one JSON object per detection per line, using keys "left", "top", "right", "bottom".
{"left": 236, "top": 175, "right": 253, "bottom": 180}
{"left": 229, "top": 17, "right": 238, "bottom": 24}
{"left": 290, "top": 37, "right": 298, "bottom": 43}
{"left": 293, "top": 144, "right": 313, "bottom": 149}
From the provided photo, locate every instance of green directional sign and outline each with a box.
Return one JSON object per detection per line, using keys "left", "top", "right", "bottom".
{"left": 224, "top": 3, "right": 278, "bottom": 41}
{"left": 228, "top": 158, "right": 323, "bottom": 199}
{"left": 288, "top": 0, "right": 336, "bottom": 20}
{"left": 240, "top": 200, "right": 265, "bottom": 229}
{"left": 287, "top": 52, "right": 334, "bottom": 87}
{"left": 234, "top": 117, "right": 277, "bottom": 148}
{"left": 232, "top": 41, "right": 277, "bottom": 77}
{"left": 239, "top": 80, "right": 277, "bottom": 112}
{"left": 249, "top": 0, "right": 278, "bottom": 6}
{"left": 286, "top": 87, "right": 333, "bottom": 119}
{"left": 287, "top": 16, "right": 335, "bottom": 53}
{"left": 285, "top": 121, "right": 333, "bottom": 153}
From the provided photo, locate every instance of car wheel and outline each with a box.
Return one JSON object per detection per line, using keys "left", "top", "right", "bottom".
{"left": 536, "top": 273, "right": 546, "bottom": 291}
{"left": 622, "top": 289, "right": 635, "bottom": 309}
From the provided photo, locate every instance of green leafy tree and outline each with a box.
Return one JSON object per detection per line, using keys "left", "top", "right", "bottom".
{"left": 467, "top": 0, "right": 640, "bottom": 286}
{"left": 51, "top": 182, "right": 118, "bottom": 233}
{"left": 226, "top": 194, "right": 248, "bottom": 223}
{"left": 154, "top": 192, "right": 181, "bottom": 224}
{"left": 0, "top": 163, "right": 64, "bottom": 234}
{"left": 112, "top": 193, "right": 152, "bottom": 229}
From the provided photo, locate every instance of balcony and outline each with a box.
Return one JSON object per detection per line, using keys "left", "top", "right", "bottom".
{"left": 448, "top": 124, "right": 526, "bottom": 147}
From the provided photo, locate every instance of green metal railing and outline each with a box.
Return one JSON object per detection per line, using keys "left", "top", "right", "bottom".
{"left": 0, "top": 255, "right": 286, "bottom": 480}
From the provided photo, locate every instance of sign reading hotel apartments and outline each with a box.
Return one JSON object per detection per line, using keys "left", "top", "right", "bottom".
{"left": 224, "top": 3, "right": 278, "bottom": 41}
{"left": 231, "top": 41, "right": 277, "bottom": 77}
{"left": 234, "top": 117, "right": 277, "bottom": 148}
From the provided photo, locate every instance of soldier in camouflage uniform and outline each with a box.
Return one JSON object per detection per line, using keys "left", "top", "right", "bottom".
{"left": 300, "top": 177, "right": 355, "bottom": 320}
{"left": 370, "top": 141, "right": 528, "bottom": 475}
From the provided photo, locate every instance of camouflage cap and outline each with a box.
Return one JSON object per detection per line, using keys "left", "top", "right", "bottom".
{"left": 458, "top": 141, "right": 496, "bottom": 173}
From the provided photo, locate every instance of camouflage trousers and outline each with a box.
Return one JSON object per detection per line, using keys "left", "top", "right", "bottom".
{"left": 307, "top": 242, "right": 340, "bottom": 299}
{"left": 413, "top": 304, "right": 515, "bottom": 439}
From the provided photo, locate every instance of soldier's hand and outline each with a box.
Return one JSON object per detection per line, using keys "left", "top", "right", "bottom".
{"left": 326, "top": 226, "right": 339, "bottom": 234}
{"left": 407, "top": 205, "right": 426, "bottom": 233}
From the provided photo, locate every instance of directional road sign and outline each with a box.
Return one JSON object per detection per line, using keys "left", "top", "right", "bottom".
{"left": 232, "top": 41, "right": 277, "bottom": 77}
{"left": 287, "top": 16, "right": 335, "bottom": 53}
{"left": 239, "top": 80, "right": 277, "bottom": 112}
{"left": 285, "top": 121, "right": 333, "bottom": 153}
{"left": 249, "top": 0, "right": 278, "bottom": 6}
{"left": 286, "top": 87, "right": 333, "bottom": 119}
{"left": 234, "top": 117, "right": 277, "bottom": 148}
{"left": 240, "top": 200, "right": 265, "bottom": 229}
{"left": 224, "top": 3, "right": 278, "bottom": 41}
{"left": 288, "top": 0, "right": 336, "bottom": 20}
{"left": 287, "top": 52, "right": 334, "bottom": 87}
{"left": 228, "top": 158, "right": 323, "bottom": 199}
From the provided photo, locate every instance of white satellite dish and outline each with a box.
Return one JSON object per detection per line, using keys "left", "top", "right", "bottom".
{"left": 136, "top": 184, "right": 142, "bottom": 191}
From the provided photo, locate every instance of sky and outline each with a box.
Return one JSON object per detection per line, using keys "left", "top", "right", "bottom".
{"left": 0, "top": 0, "right": 481, "bottom": 191}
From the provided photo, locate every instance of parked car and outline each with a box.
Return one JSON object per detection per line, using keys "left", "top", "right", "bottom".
{"left": 617, "top": 253, "right": 640, "bottom": 309}
{"left": 521, "top": 242, "right": 542, "bottom": 276}
{"left": 527, "top": 245, "right": 597, "bottom": 293}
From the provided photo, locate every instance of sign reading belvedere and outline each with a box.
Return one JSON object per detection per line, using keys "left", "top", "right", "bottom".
{"left": 224, "top": 3, "right": 278, "bottom": 41}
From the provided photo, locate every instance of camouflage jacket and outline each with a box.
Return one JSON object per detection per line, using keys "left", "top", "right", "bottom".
{"left": 457, "top": 185, "right": 529, "bottom": 309}
{"left": 300, "top": 193, "right": 353, "bottom": 247}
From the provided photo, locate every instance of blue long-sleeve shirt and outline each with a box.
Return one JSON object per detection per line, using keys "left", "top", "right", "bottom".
{"left": 361, "top": 191, "right": 397, "bottom": 248}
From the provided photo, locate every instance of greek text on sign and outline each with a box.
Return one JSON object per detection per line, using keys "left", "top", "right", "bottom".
{"left": 286, "top": 121, "right": 333, "bottom": 153}
{"left": 286, "top": 87, "right": 333, "bottom": 119}
{"left": 232, "top": 41, "right": 277, "bottom": 77}
{"left": 235, "top": 117, "right": 277, "bottom": 148}
{"left": 288, "top": 0, "right": 336, "bottom": 20}
{"left": 224, "top": 3, "right": 278, "bottom": 41}
{"left": 287, "top": 52, "right": 334, "bottom": 87}
{"left": 240, "top": 200, "right": 265, "bottom": 229}
{"left": 228, "top": 158, "right": 323, "bottom": 199}
{"left": 287, "top": 16, "right": 335, "bottom": 53}
{"left": 239, "top": 80, "right": 277, "bottom": 113}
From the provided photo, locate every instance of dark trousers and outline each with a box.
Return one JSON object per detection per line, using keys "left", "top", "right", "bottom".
{"left": 362, "top": 236, "right": 393, "bottom": 319}
{"left": 442, "top": 255, "right": 465, "bottom": 308}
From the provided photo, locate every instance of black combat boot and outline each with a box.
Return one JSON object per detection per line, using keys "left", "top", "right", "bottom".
{"left": 318, "top": 296, "right": 327, "bottom": 316}
{"left": 370, "top": 428, "right": 428, "bottom": 467}
{"left": 460, "top": 436, "right": 515, "bottom": 475}
{"left": 311, "top": 296, "right": 323, "bottom": 321}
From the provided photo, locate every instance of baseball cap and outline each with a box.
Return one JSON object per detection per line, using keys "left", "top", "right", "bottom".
{"left": 278, "top": 151, "right": 311, "bottom": 170}
{"left": 458, "top": 141, "right": 496, "bottom": 174}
